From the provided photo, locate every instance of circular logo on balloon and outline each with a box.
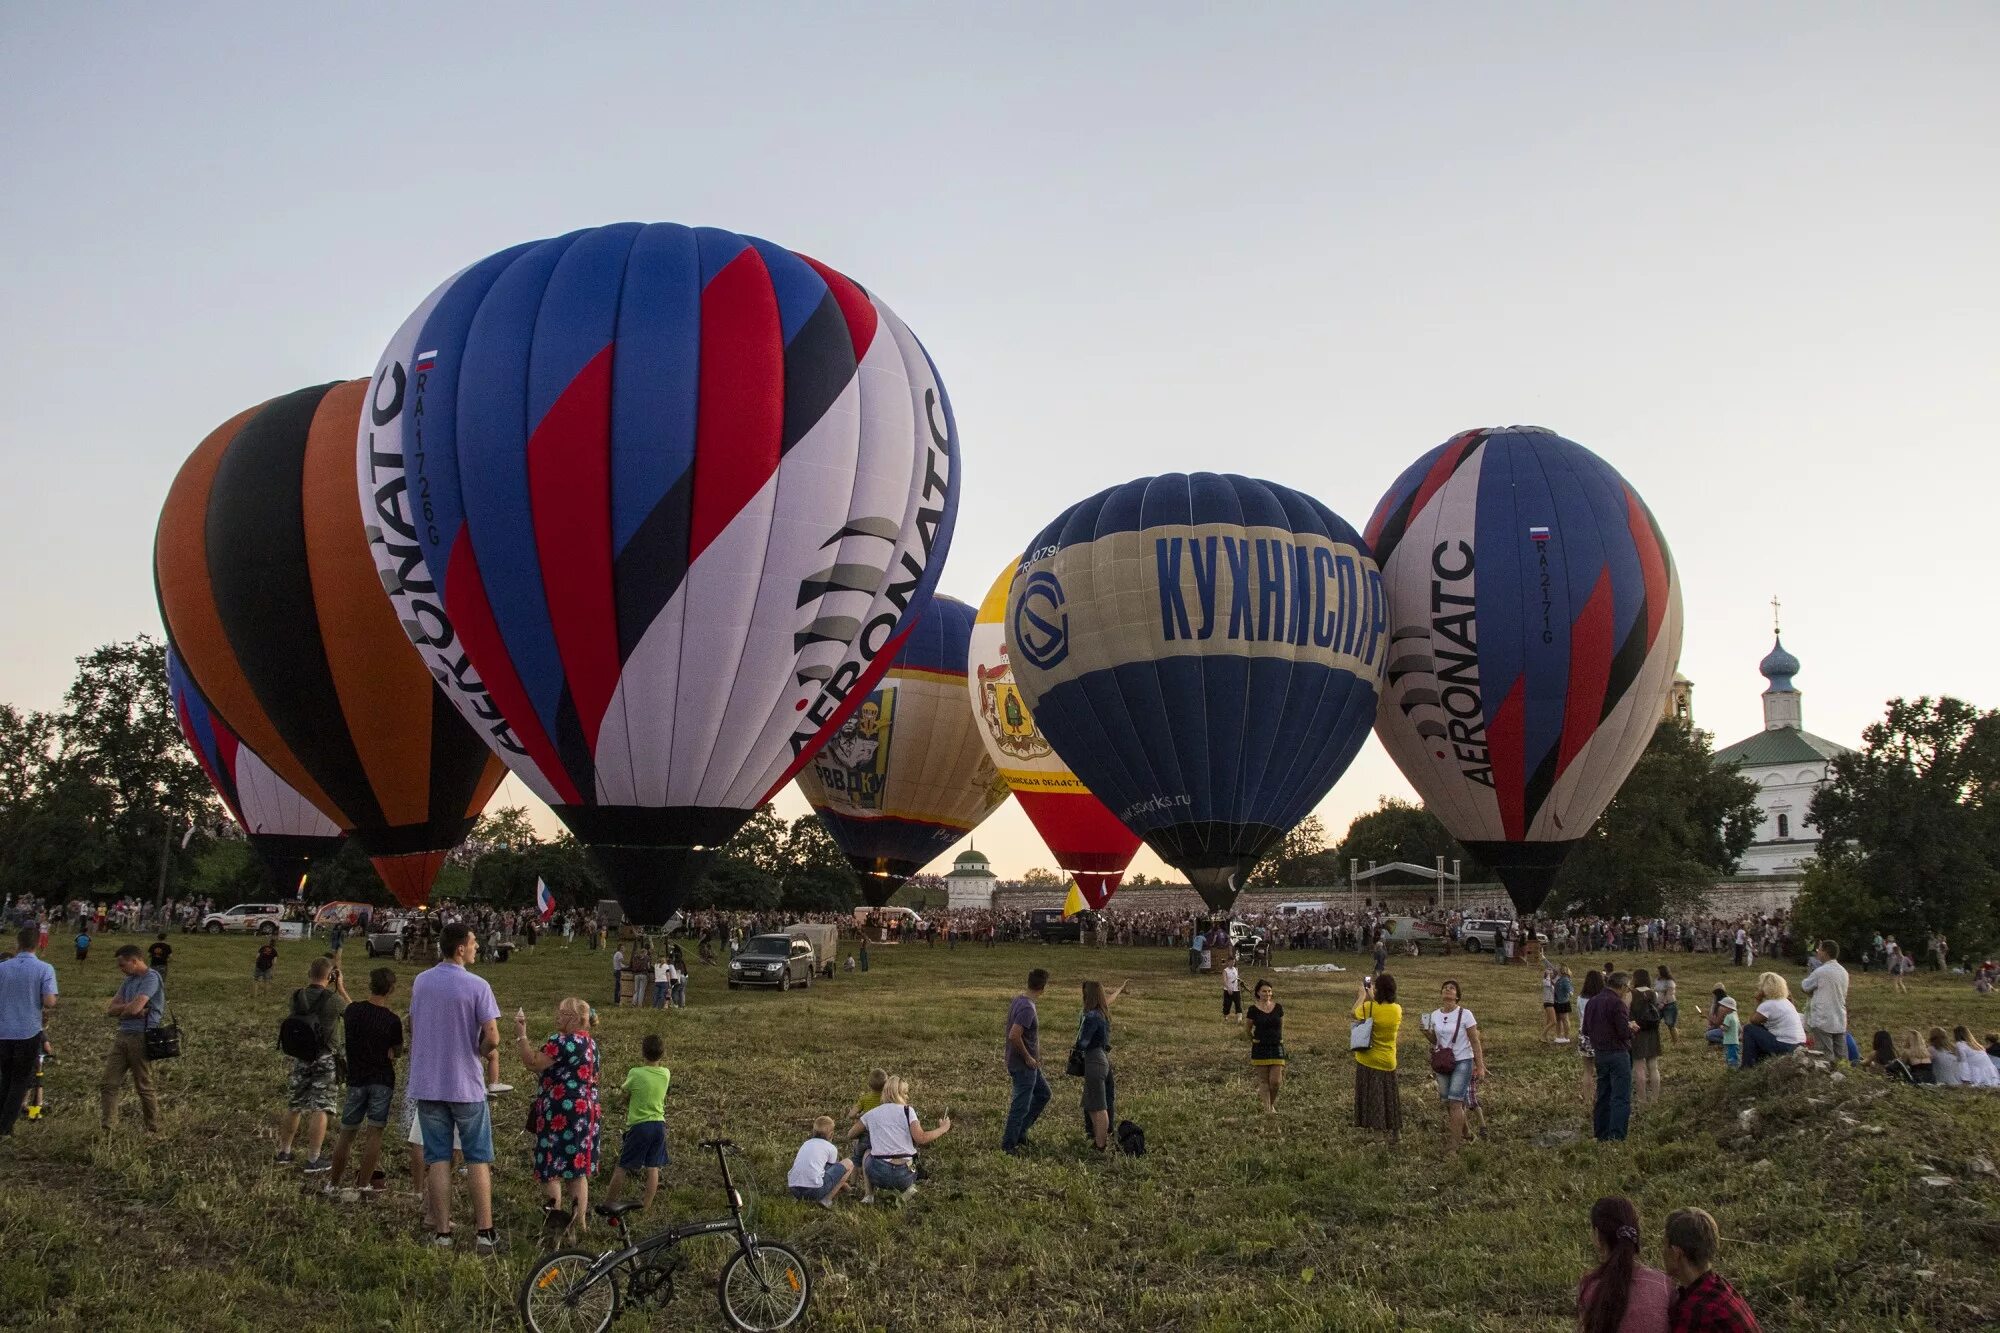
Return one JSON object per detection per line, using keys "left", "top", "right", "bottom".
{"left": 1014, "top": 571, "right": 1069, "bottom": 671}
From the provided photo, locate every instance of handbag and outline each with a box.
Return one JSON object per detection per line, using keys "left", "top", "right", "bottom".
{"left": 1349, "top": 1002, "right": 1375, "bottom": 1052}
{"left": 144, "top": 999, "right": 183, "bottom": 1061}
{"left": 1065, "top": 1045, "right": 1086, "bottom": 1077}
{"left": 1429, "top": 1009, "right": 1463, "bottom": 1075}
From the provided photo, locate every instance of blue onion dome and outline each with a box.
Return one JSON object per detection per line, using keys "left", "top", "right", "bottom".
{"left": 1760, "top": 637, "right": 1800, "bottom": 691}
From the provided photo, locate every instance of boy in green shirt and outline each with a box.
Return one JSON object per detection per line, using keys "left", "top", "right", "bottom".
{"left": 606, "top": 1034, "right": 670, "bottom": 1208}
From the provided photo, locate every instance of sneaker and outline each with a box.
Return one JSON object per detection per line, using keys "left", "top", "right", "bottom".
{"left": 816, "top": 1197, "right": 834, "bottom": 1210}
{"left": 859, "top": 1192, "right": 875, "bottom": 1205}
{"left": 430, "top": 1230, "right": 454, "bottom": 1250}
{"left": 485, "top": 1082, "right": 513, "bottom": 1096}
{"left": 273, "top": 1150, "right": 295, "bottom": 1166}
{"left": 475, "top": 1229, "right": 500, "bottom": 1257}
{"left": 901, "top": 1185, "right": 919, "bottom": 1201}
{"left": 302, "top": 1156, "right": 333, "bottom": 1174}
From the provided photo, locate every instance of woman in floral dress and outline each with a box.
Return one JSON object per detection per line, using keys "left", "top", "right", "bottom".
{"left": 513, "top": 996, "right": 601, "bottom": 1232}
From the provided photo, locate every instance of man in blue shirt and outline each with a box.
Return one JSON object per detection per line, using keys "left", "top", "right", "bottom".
{"left": 0, "top": 924, "right": 58, "bottom": 1135}
{"left": 102, "top": 944, "right": 163, "bottom": 1134}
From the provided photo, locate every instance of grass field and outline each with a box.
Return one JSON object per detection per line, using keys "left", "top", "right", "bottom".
{"left": 3, "top": 932, "right": 1997, "bottom": 1332}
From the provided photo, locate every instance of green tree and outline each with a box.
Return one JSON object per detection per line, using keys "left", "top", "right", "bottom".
{"left": 474, "top": 805, "right": 542, "bottom": 850}
{"left": 1249, "top": 814, "right": 1330, "bottom": 887}
{"left": 1805, "top": 696, "right": 2000, "bottom": 957}
{"left": 1551, "top": 719, "right": 1760, "bottom": 916}
{"left": 1020, "top": 867, "right": 1064, "bottom": 888}
{"left": 780, "top": 815, "right": 857, "bottom": 911}
{"left": 1333, "top": 798, "right": 1481, "bottom": 882}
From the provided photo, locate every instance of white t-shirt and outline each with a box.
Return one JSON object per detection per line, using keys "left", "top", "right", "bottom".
{"left": 653, "top": 962, "right": 671, "bottom": 984}
{"left": 1930, "top": 1045, "right": 1962, "bottom": 1087}
{"left": 788, "top": 1136, "right": 840, "bottom": 1188}
{"left": 859, "top": 1101, "right": 918, "bottom": 1158}
{"left": 1425, "top": 1006, "right": 1478, "bottom": 1061}
{"left": 1756, "top": 998, "right": 1807, "bottom": 1046}
{"left": 1222, "top": 965, "right": 1240, "bottom": 994}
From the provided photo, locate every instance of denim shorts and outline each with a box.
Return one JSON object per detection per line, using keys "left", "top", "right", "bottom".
{"left": 790, "top": 1160, "right": 848, "bottom": 1202}
{"left": 864, "top": 1156, "right": 916, "bottom": 1192}
{"left": 1434, "top": 1057, "right": 1474, "bottom": 1103}
{"left": 618, "top": 1119, "right": 669, "bottom": 1170}
{"left": 417, "top": 1099, "right": 494, "bottom": 1165}
{"left": 340, "top": 1083, "right": 394, "bottom": 1128}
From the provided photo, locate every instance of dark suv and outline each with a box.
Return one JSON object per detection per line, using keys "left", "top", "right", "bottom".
{"left": 727, "top": 934, "right": 816, "bottom": 990}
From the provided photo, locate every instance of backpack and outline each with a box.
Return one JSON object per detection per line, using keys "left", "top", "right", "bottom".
{"left": 277, "top": 989, "right": 329, "bottom": 1061}
{"left": 1115, "top": 1119, "right": 1146, "bottom": 1156}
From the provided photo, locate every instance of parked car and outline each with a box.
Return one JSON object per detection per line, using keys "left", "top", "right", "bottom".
{"left": 1227, "top": 919, "right": 1267, "bottom": 952}
{"left": 1457, "top": 918, "right": 1548, "bottom": 952}
{"left": 201, "top": 902, "right": 285, "bottom": 935}
{"left": 727, "top": 934, "right": 817, "bottom": 990}
{"left": 364, "top": 920, "right": 412, "bottom": 959}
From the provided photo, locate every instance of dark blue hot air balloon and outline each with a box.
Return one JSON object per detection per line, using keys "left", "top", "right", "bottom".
{"left": 1006, "top": 474, "right": 1387, "bottom": 911}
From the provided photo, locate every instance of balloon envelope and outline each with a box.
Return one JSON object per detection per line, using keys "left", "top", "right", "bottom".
{"left": 968, "top": 562, "right": 1139, "bottom": 909}
{"left": 156, "top": 381, "right": 506, "bottom": 906}
{"left": 1364, "top": 426, "right": 1683, "bottom": 913}
{"left": 357, "top": 223, "right": 959, "bottom": 923}
{"left": 167, "top": 642, "right": 346, "bottom": 890}
{"left": 798, "top": 595, "right": 1008, "bottom": 906}
{"left": 1007, "top": 474, "right": 1387, "bottom": 911}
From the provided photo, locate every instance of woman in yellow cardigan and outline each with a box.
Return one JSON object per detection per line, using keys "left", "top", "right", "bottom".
{"left": 1353, "top": 973, "right": 1402, "bottom": 1143}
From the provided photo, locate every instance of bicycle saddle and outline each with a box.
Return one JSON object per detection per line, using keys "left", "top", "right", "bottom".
{"left": 595, "top": 1201, "right": 646, "bottom": 1219}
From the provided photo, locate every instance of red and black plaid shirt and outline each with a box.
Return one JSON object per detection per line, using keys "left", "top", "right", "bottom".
{"left": 1670, "top": 1271, "right": 1761, "bottom": 1332}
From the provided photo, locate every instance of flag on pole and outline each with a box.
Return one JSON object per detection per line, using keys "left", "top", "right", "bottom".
{"left": 536, "top": 878, "right": 556, "bottom": 922}
{"left": 1061, "top": 879, "right": 1087, "bottom": 919}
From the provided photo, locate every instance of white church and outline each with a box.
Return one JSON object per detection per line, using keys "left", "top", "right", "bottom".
{"left": 1710, "top": 623, "right": 1851, "bottom": 877}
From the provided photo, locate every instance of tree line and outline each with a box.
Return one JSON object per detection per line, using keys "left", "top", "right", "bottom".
{"left": 3, "top": 637, "right": 1991, "bottom": 955}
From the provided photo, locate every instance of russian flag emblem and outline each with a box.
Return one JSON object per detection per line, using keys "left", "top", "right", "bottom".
{"left": 414, "top": 349, "right": 438, "bottom": 373}
{"left": 1529, "top": 526, "right": 1551, "bottom": 542}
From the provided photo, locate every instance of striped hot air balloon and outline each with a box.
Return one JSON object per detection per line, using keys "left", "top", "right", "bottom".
{"left": 155, "top": 381, "right": 506, "bottom": 906}
{"left": 797, "top": 595, "right": 1009, "bottom": 905}
{"left": 1007, "top": 474, "right": 1387, "bottom": 912}
{"left": 1364, "top": 426, "right": 1683, "bottom": 914}
{"left": 167, "top": 642, "right": 345, "bottom": 890}
{"left": 968, "top": 562, "right": 1139, "bottom": 910}
{"left": 356, "top": 223, "right": 959, "bottom": 924}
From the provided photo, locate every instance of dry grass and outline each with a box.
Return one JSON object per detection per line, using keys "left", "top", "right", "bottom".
{"left": 4, "top": 935, "right": 1996, "bottom": 1331}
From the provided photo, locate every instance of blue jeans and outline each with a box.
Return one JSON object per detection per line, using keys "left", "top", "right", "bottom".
{"left": 864, "top": 1156, "right": 915, "bottom": 1192}
{"left": 653, "top": 981, "right": 669, "bottom": 1008}
{"left": 1593, "top": 1052, "right": 1631, "bottom": 1141}
{"left": 1001, "top": 1065, "right": 1050, "bottom": 1150}
{"left": 1739, "top": 1023, "right": 1798, "bottom": 1068}
{"left": 417, "top": 1099, "right": 494, "bottom": 1165}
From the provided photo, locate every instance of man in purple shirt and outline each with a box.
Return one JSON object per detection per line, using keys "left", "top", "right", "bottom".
{"left": 406, "top": 923, "right": 501, "bottom": 1254}
{"left": 1584, "top": 970, "right": 1636, "bottom": 1142}
{"left": 1001, "top": 968, "right": 1050, "bottom": 1154}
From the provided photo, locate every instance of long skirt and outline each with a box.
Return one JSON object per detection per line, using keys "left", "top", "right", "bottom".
{"left": 1354, "top": 1063, "right": 1402, "bottom": 1134}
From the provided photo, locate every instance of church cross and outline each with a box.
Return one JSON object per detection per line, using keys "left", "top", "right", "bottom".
{"left": 1771, "top": 595, "right": 1781, "bottom": 635}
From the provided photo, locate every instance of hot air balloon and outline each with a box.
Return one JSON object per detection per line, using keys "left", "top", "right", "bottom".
{"left": 167, "top": 642, "right": 346, "bottom": 891}
{"left": 797, "top": 595, "right": 1008, "bottom": 905}
{"left": 356, "top": 223, "right": 958, "bottom": 923}
{"left": 1364, "top": 426, "right": 1683, "bottom": 914}
{"left": 156, "top": 381, "right": 506, "bottom": 906}
{"left": 1006, "top": 474, "right": 1387, "bottom": 911}
{"left": 968, "top": 563, "right": 1139, "bottom": 909}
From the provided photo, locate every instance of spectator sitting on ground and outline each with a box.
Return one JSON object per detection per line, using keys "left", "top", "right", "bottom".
{"left": 788, "top": 1116, "right": 856, "bottom": 1209}
{"left": 1926, "top": 1028, "right": 1963, "bottom": 1088}
{"left": 1951, "top": 1025, "right": 1998, "bottom": 1087}
{"left": 1900, "top": 1029, "right": 1936, "bottom": 1084}
{"left": 1866, "top": 1030, "right": 1917, "bottom": 1085}
{"left": 1663, "top": 1206, "right": 1761, "bottom": 1331}
{"left": 1578, "top": 1195, "right": 1672, "bottom": 1333}
{"left": 1738, "top": 973, "right": 1804, "bottom": 1069}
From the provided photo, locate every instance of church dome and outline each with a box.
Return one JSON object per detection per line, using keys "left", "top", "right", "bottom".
{"left": 950, "top": 849, "right": 994, "bottom": 876}
{"left": 1759, "top": 636, "right": 1800, "bottom": 691}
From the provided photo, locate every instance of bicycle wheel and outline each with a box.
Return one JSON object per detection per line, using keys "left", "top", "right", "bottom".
{"left": 716, "top": 1241, "right": 810, "bottom": 1331}
{"left": 519, "top": 1249, "right": 619, "bottom": 1333}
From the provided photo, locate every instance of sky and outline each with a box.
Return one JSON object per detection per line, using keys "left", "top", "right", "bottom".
{"left": 3, "top": 3, "right": 1996, "bottom": 880}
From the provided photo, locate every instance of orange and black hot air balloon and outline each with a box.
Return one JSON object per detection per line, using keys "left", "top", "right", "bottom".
{"left": 155, "top": 380, "right": 505, "bottom": 906}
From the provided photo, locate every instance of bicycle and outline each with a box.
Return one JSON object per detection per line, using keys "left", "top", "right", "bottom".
{"left": 518, "top": 1138, "right": 810, "bottom": 1333}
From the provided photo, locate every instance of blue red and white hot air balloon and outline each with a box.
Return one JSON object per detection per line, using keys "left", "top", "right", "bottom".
{"left": 1365, "top": 426, "right": 1683, "bottom": 914}
{"left": 357, "top": 223, "right": 959, "bottom": 923}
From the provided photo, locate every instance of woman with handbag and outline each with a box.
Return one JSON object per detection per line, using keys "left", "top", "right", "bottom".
{"left": 1245, "top": 980, "right": 1286, "bottom": 1114}
{"left": 1420, "top": 979, "right": 1485, "bottom": 1152}
{"left": 1351, "top": 973, "right": 1402, "bottom": 1144}
{"left": 1627, "top": 969, "right": 1662, "bottom": 1108}
{"left": 1075, "top": 979, "right": 1125, "bottom": 1150}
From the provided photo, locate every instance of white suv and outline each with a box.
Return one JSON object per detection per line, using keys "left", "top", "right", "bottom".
{"left": 201, "top": 902, "right": 285, "bottom": 935}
